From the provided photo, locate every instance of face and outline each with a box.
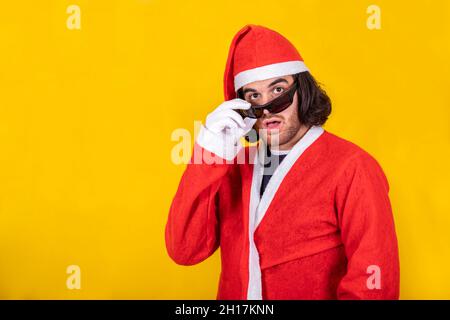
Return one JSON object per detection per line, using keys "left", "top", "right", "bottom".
{"left": 241, "top": 75, "right": 303, "bottom": 149}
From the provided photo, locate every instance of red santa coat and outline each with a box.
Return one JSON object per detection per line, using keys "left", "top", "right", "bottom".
{"left": 165, "top": 126, "right": 400, "bottom": 299}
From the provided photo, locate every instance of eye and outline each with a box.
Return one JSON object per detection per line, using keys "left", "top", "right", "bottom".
{"left": 273, "top": 86, "right": 285, "bottom": 94}
{"left": 247, "top": 93, "right": 260, "bottom": 100}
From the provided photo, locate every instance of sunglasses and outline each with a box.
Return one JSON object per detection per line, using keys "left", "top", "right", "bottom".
{"left": 237, "top": 79, "right": 298, "bottom": 119}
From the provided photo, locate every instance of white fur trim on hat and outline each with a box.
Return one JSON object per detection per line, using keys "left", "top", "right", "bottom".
{"left": 234, "top": 60, "right": 308, "bottom": 92}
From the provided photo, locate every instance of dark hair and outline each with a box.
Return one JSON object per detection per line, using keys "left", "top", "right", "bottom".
{"left": 237, "top": 71, "right": 332, "bottom": 141}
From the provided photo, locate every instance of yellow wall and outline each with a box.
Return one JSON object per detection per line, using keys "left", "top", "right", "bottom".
{"left": 0, "top": 0, "right": 449, "bottom": 299}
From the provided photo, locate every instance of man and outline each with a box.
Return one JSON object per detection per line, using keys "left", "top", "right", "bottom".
{"left": 165, "top": 24, "right": 399, "bottom": 300}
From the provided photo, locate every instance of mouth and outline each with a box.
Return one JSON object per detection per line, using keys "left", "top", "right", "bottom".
{"left": 262, "top": 118, "right": 283, "bottom": 132}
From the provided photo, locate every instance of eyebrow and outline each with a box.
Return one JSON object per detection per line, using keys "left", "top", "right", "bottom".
{"left": 242, "top": 78, "right": 289, "bottom": 95}
{"left": 268, "top": 78, "right": 289, "bottom": 87}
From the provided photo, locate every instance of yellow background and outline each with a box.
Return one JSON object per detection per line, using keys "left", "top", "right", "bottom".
{"left": 0, "top": 0, "right": 449, "bottom": 299}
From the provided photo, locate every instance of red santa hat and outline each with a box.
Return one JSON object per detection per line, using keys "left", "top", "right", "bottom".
{"left": 224, "top": 24, "right": 309, "bottom": 101}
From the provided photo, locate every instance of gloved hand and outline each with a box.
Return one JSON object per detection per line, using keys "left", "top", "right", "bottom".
{"left": 196, "top": 99, "right": 257, "bottom": 160}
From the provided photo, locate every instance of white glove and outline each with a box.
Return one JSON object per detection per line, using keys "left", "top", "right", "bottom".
{"left": 196, "top": 99, "right": 257, "bottom": 160}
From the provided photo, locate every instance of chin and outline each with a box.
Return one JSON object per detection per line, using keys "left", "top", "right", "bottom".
{"left": 264, "top": 131, "right": 285, "bottom": 147}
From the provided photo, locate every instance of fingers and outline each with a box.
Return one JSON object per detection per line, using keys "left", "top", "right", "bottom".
{"left": 208, "top": 117, "right": 239, "bottom": 133}
{"left": 206, "top": 99, "right": 255, "bottom": 136}
{"left": 243, "top": 117, "right": 257, "bottom": 129}
{"left": 218, "top": 99, "right": 251, "bottom": 111}
{"left": 231, "top": 99, "right": 253, "bottom": 110}
{"left": 220, "top": 109, "right": 246, "bottom": 128}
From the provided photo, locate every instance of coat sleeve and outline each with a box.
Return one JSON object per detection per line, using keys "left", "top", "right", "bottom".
{"left": 335, "top": 151, "right": 400, "bottom": 299}
{"left": 165, "top": 143, "right": 231, "bottom": 266}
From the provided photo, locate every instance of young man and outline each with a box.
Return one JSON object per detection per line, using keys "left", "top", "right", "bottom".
{"left": 165, "top": 24, "right": 400, "bottom": 300}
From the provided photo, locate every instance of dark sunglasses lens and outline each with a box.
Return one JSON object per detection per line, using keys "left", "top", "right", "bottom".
{"left": 238, "top": 108, "right": 257, "bottom": 119}
{"left": 253, "top": 108, "right": 265, "bottom": 118}
{"left": 241, "top": 81, "right": 297, "bottom": 118}
{"left": 267, "top": 92, "right": 293, "bottom": 114}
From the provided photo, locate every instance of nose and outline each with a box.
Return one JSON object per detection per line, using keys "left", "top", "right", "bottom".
{"left": 261, "top": 109, "right": 273, "bottom": 119}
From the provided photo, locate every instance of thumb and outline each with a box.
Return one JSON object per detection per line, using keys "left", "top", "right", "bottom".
{"left": 243, "top": 117, "right": 257, "bottom": 133}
